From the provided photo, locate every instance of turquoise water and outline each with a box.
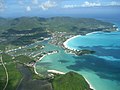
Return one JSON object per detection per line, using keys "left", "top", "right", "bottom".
{"left": 65, "top": 31, "right": 120, "bottom": 49}
{"left": 36, "top": 19, "right": 120, "bottom": 90}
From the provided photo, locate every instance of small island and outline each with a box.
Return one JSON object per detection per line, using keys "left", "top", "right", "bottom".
{"left": 65, "top": 49, "right": 95, "bottom": 56}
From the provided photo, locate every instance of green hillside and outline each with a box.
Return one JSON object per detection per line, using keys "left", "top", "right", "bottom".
{"left": 0, "top": 17, "right": 45, "bottom": 32}
{"left": 0, "top": 17, "right": 115, "bottom": 33}
{"left": 52, "top": 71, "right": 92, "bottom": 90}
{"left": 45, "top": 17, "right": 114, "bottom": 33}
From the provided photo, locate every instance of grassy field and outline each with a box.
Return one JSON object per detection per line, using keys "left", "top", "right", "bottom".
{"left": 52, "top": 71, "right": 92, "bottom": 90}
{"left": 0, "top": 64, "right": 6, "bottom": 90}
{"left": 0, "top": 54, "right": 22, "bottom": 90}
{"left": 15, "top": 55, "right": 34, "bottom": 64}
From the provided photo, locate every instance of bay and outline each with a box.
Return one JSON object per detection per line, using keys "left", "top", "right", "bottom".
{"left": 36, "top": 18, "right": 120, "bottom": 90}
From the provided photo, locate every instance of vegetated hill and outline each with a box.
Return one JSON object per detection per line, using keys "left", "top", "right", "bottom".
{"left": 45, "top": 17, "right": 114, "bottom": 33}
{"left": 0, "top": 17, "right": 115, "bottom": 33}
{"left": 52, "top": 71, "right": 92, "bottom": 90}
{"left": 0, "top": 17, "right": 46, "bottom": 32}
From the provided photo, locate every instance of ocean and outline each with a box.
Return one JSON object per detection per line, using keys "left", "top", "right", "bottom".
{"left": 36, "top": 17, "right": 120, "bottom": 90}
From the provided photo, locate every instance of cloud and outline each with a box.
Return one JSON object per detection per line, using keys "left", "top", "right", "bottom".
{"left": 63, "top": 1, "right": 120, "bottom": 9}
{"left": 26, "top": 6, "right": 31, "bottom": 11}
{"left": 108, "top": 1, "right": 120, "bottom": 6}
{"left": 81, "top": 1, "right": 101, "bottom": 7}
{"left": 63, "top": 1, "right": 101, "bottom": 8}
{"left": 39, "top": 0, "right": 57, "bottom": 10}
{"left": 0, "top": 0, "right": 5, "bottom": 11}
{"left": 63, "top": 4, "right": 80, "bottom": 8}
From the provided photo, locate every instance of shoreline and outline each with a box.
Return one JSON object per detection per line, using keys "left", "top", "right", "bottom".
{"left": 33, "top": 28, "right": 118, "bottom": 89}
{"left": 86, "top": 31, "right": 101, "bottom": 36}
{"left": 33, "top": 54, "right": 46, "bottom": 75}
{"left": 63, "top": 31, "right": 103, "bottom": 50}
{"left": 34, "top": 51, "right": 58, "bottom": 75}
{"left": 47, "top": 69, "right": 95, "bottom": 90}
{"left": 47, "top": 70, "right": 65, "bottom": 74}
{"left": 63, "top": 35, "right": 81, "bottom": 50}
{"left": 84, "top": 77, "right": 95, "bottom": 90}
{"left": 63, "top": 30, "right": 114, "bottom": 50}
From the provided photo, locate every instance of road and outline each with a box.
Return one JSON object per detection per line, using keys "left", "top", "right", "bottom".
{"left": 0, "top": 55, "right": 9, "bottom": 90}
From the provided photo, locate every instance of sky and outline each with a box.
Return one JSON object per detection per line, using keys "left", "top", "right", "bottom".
{"left": 0, "top": 0, "right": 120, "bottom": 18}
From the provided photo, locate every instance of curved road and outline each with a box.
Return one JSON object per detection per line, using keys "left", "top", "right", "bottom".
{"left": 0, "top": 55, "right": 9, "bottom": 90}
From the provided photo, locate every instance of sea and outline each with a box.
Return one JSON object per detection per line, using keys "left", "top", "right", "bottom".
{"left": 36, "top": 15, "right": 120, "bottom": 90}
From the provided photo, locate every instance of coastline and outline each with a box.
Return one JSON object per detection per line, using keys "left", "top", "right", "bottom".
{"left": 34, "top": 51, "right": 58, "bottom": 75}
{"left": 63, "top": 30, "right": 114, "bottom": 50}
{"left": 33, "top": 54, "right": 46, "bottom": 75}
{"left": 84, "top": 77, "right": 95, "bottom": 90}
{"left": 63, "top": 32, "right": 100, "bottom": 50}
{"left": 47, "top": 70, "right": 65, "bottom": 74}
{"left": 86, "top": 31, "right": 101, "bottom": 36}
{"left": 47, "top": 69, "right": 95, "bottom": 90}
{"left": 35, "top": 59, "right": 95, "bottom": 90}
{"left": 63, "top": 35, "right": 81, "bottom": 50}
{"left": 33, "top": 26, "right": 118, "bottom": 89}
{"left": 62, "top": 31, "right": 104, "bottom": 90}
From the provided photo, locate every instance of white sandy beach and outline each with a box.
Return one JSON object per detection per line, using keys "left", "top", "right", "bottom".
{"left": 34, "top": 54, "right": 47, "bottom": 75}
{"left": 86, "top": 31, "right": 101, "bottom": 36}
{"left": 47, "top": 70, "right": 65, "bottom": 74}
{"left": 63, "top": 35, "right": 81, "bottom": 50}
{"left": 84, "top": 77, "right": 95, "bottom": 90}
{"left": 63, "top": 31, "right": 101, "bottom": 51}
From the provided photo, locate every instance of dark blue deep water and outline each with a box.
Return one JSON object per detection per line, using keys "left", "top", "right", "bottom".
{"left": 64, "top": 18, "right": 120, "bottom": 90}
